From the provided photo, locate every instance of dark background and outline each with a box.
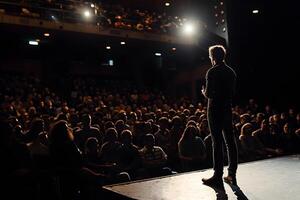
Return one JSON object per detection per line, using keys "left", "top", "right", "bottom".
{"left": 226, "top": 0, "right": 299, "bottom": 109}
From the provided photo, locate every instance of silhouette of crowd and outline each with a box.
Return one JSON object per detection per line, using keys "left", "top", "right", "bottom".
{"left": 1, "top": 74, "right": 299, "bottom": 199}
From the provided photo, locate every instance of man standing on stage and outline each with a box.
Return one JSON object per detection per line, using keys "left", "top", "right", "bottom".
{"left": 201, "top": 45, "right": 238, "bottom": 186}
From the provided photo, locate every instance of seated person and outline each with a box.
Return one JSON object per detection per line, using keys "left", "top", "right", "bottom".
{"left": 240, "top": 123, "right": 281, "bottom": 161}
{"left": 74, "top": 114, "right": 103, "bottom": 151}
{"left": 117, "top": 130, "right": 141, "bottom": 179}
{"left": 138, "top": 134, "right": 171, "bottom": 178}
{"left": 178, "top": 125, "right": 206, "bottom": 171}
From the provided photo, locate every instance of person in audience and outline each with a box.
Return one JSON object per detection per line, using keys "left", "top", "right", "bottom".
{"left": 154, "top": 117, "right": 171, "bottom": 153}
{"left": 83, "top": 137, "right": 101, "bottom": 165}
{"left": 139, "top": 134, "right": 171, "bottom": 178}
{"left": 1, "top": 120, "right": 35, "bottom": 199}
{"left": 75, "top": 114, "right": 103, "bottom": 151}
{"left": 240, "top": 123, "right": 282, "bottom": 159}
{"left": 99, "top": 128, "right": 120, "bottom": 166}
{"left": 178, "top": 125, "right": 206, "bottom": 171}
{"left": 168, "top": 116, "right": 184, "bottom": 170}
{"left": 48, "top": 120, "right": 106, "bottom": 199}
{"left": 117, "top": 130, "right": 141, "bottom": 179}
{"left": 252, "top": 113, "right": 265, "bottom": 130}
{"left": 252, "top": 119, "right": 274, "bottom": 148}
{"left": 281, "top": 123, "right": 298, "bottom": 153}
{"left": 235, "top": 113, "right": 251, "bottom": 134}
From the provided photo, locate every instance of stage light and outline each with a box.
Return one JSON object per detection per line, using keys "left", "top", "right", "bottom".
{"left": 106, "top": 46, "right": 111, "bottom": 50}
{"left": 84, "top": 10, "right": 91, "bottom": 18}
{"left": 51, "top": 15, "right": 56, "bottom": 20}
{"left": 44, "top": 33, "right": 50, "bottom": 37}
{"left": 165, "top": 2, "right": 170, "bottom": 7}
{"left": 252, "top": 9, "right": 259, "bottom": 14}
{"left": 155, "top": 53, "right": 162, "bottom": 56}
{"left": 91, "top": 4, "right": 95, "bottom": 8}
{"left": 120, "top": 41, "right": 126, "bottom": 45}
{"left": 29, "top": 41, "right": 39, "bottom": 46}
{"left": 109, "top": 60, "right": 114, "bottom": 66}
{"left": 172, "top": 47, "right": 176, "bottom": 51}
{"left": 183, "top": 22, "right": 196, "bottom": 35}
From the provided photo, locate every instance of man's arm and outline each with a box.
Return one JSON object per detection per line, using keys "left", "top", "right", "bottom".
{"left": 202, "top": 69, "right": 215, "bottom": 98}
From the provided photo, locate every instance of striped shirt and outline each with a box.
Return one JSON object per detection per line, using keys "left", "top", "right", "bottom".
{"left": 139, "top": 146, "right": 167, "bottom": 167}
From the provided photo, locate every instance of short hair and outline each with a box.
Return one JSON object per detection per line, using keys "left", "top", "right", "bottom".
{"left": 241, "top": 123, "right": 253, "bottom": 136}
{"left": 144, "top": 134, "right": 155, "bottom": 143}
{"left": 104, "top": 128, "right": 118, "bottom": 142}
{"left": 209, "top": 45, "right": 226, "bottom": 62}
{"left": 121, "top": 129, "right": 132, "bottom": 141}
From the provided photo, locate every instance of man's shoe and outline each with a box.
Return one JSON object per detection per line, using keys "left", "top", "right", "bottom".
{"left": 223, "top": 175, "right": 237, "bottom": 186}
{"left": 202, "top": 176, "right": 223, "bottom": 187}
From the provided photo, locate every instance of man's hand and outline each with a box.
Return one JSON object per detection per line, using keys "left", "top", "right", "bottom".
{"left": 201, "top": 85, "right": 206, "bottom": 97}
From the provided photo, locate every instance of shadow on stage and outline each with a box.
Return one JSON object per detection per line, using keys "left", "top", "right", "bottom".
{"left": 204, "top": 182, "right": 249, "bottom": 200}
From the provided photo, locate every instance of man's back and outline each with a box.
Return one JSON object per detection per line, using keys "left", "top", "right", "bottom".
{"left": 202, "top": 45, "right": 238, "bottom": 186}
{"left": 206, "top": 63, "right": 236, "bottom": 102}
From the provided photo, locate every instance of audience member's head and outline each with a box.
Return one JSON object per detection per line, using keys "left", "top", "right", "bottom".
{"left": 120, "top": 129, "right": 133, "bottom": 145}
{"left": 82, "top": 113, "right": 92, "bottom": 127}
{"left": 180, "top": 125, "right": 198, "bottom": 141}
{"left": 171, "top": 116, "right": 183, "bottom": 128}
{"left": 144, "top": 134, "right": 155, "bottom": 149}
{"left": 261, "top": 119, "right": 269, "bottom": 131}
{"left": 241, "top": 123, "right": 253, "bottom": 136}
{"left": 84, "top": 137, "right": 99, "bottom": 155}
{"left": 283, "top": 123, "right": 292, "bottom": 134}
{"left": 104, "top": 127, "right": 118, "bottom": 143}
{"left": 48, "top": 120, "right": 74, "bottom": 144}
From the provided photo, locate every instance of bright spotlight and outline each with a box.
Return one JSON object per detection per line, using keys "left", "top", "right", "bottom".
{"left": 84, "top": 10, "right": 91, "bottom": 18}
{"left": 44, "top": 33, "right": 50, "bottom": 37}
{"left": 120, "top": 41, "right": 126, "bottom": 45}
{"left": 252, "top": 9, "right": 259, "bottom": 14}
{"left": 183, "top": 22, "right": 196, "bottom": 35}
{"left": 155, "top": 53, "right": 162, "bottom": 56}
{"left": 29, "top": 41, "right": 39, "bottom": 46}
{"left": 91, "top": 4, "right": 95, "bottom": 8}
{"left": 106, "top": 46, "right": 111, "bottom": 50}
{"left": 165, "top": 2, "right": 170, "bottom": 7}
{"left": 172, "top": 47, "right": 176, "bottom": 51}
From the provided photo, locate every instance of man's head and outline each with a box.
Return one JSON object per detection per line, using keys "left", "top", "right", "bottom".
{"left": 208, "top": 45, "right": 226, "bottom": 66}
{"left": 82, "top": 114, "right": 91, "bottom": 127}
{"left": 144, "top": 134, "right": 155, "bottom": 149}
{"left": 121, "top": 129, "right": 133, "bottom": 145}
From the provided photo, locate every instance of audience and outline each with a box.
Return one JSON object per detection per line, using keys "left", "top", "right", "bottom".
{"left": 0, "top": 74, "right": 299, "bottom": 199}
{"left": 0, "top": 0, "right": 189, "bottom": 35}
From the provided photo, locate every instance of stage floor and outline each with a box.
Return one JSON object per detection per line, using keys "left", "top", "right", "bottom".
{"left": 103, "top": 155, "right": 300, "bottom": 200}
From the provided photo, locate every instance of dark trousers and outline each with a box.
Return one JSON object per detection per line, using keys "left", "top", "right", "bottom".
{"left": 207, "top": 100, "right": 238, "bottom": 177}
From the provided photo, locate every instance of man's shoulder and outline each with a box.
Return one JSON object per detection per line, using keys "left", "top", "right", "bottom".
{"left": 207, "top": 67, "right": 217, "bottom": 73}
{"left": 206, "top": 67, "right": 217, "bottom": 77}
{"left": 224, "top": 64, "right": 237, "bottom": 75}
